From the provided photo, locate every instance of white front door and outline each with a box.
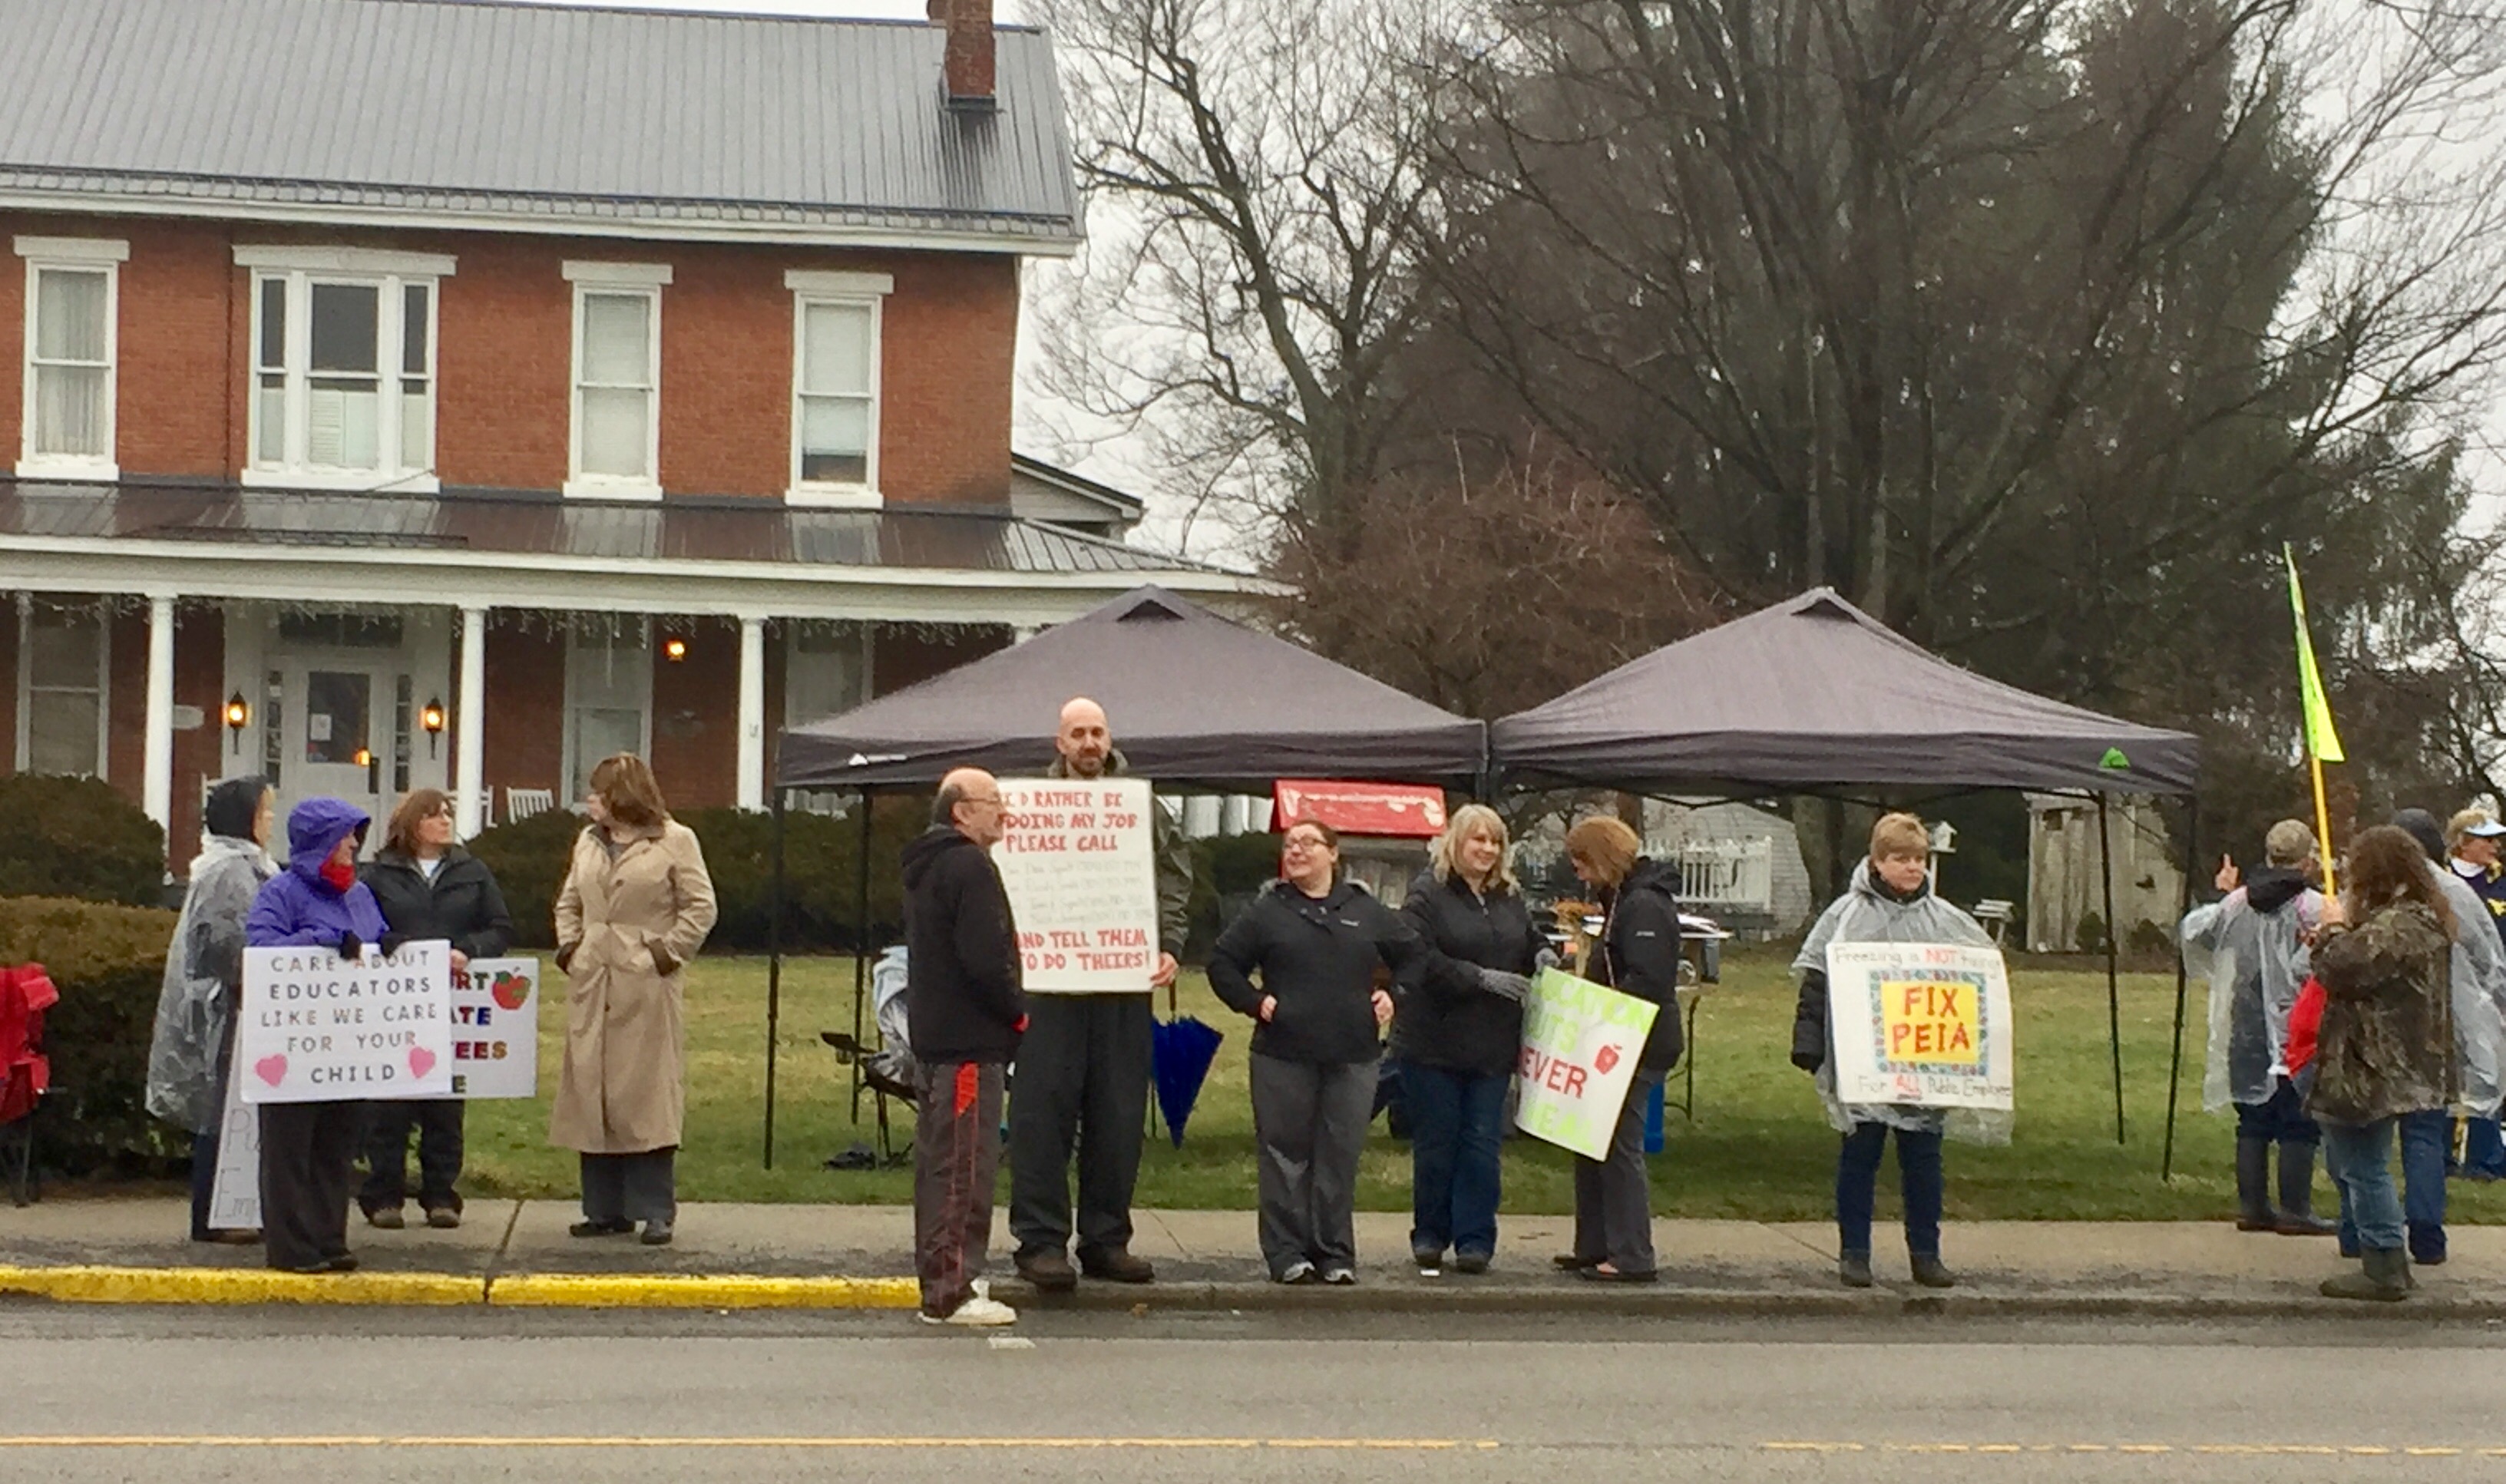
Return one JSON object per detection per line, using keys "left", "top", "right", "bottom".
{"left": 279, "top": 660, "right": 398, "bottom": 849}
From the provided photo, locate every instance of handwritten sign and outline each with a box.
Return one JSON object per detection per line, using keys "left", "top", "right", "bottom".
{"left": 1515, "top": 967, "right": 1661, "bottom": 1159}
{"left": 236, "top": 940, "right": 455, "bottom": 1103}
{"left": 448, "top": 957, "right": 540, "bottom": 1099}
{"left": 204, "top": 1036, "right": 263, "bottom": 1231}
{"left": 1826, "top": 941, "right": 2014, "bottom": 1110}
{"left": 992, "top": 777, "right": 1160, "bottom": 993}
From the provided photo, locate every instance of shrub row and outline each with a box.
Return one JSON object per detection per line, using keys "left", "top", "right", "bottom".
{"left": 0, "top": 775, "right": 167, "bottom": 907}
{"left": 2, "top": 894, "right": 182, "bottom": 1176}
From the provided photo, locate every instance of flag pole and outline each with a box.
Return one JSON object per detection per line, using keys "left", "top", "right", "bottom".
{"left": 2308, "top": 752, "right": 2338, "bottom": 897}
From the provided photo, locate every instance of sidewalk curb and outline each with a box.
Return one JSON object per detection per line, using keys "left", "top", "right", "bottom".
{"left": 0, "top": 1266, "right": 482, "bottom": 1307}
{"left": 488, "top": 1274, "right": 920, "bottom": 1310}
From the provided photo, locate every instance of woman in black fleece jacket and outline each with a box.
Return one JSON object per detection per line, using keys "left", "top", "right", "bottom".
{"left": 1209, "top": 817, "right": 1428, "bottom": 1284}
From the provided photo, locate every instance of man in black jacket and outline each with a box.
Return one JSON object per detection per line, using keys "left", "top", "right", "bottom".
{"left": 901, "top": 767, "right": 1027, "bottom": 1326}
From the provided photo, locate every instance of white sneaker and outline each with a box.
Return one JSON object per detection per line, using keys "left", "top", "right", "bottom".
{"left": 921, "top": 1296, "right": 1019, "bottom": 1327}
{"left": 1321, "top": 1267, "right": 1357, "bottom": 1286}
{"left": 1275, "top": 1261, "right": 1317, "bottom": 1284}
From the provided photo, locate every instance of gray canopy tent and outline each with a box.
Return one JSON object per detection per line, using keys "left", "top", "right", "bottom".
{"left": 759, "top": 585, "right": 1488, "bottom": 1163}
{"left": 1491, "top": 588, "right": 2203, "bottom": 1164}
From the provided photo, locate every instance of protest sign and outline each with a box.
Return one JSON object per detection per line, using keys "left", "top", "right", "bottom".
{"left": 448, "top": 957, "right": 541, "bottom": 1099}
{"left": 1825, "top": 940, "right": 2015, "bottom": 1110}
{"left": 236, "top": 940, "right": 455, "bottom": 1103}
{"left": 204, "top": 1036, "right": 262, "bottom": 1230}
{"left": 1515, "top": 967, "right": 1661, "bottom": 1159}
{"left": 993, "top": 776, "right": 1160, "bottom": 993}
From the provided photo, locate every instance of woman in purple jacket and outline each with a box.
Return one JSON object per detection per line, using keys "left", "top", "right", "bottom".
{"left": 246, "top": 797, "right": 391, "bottom": 1274}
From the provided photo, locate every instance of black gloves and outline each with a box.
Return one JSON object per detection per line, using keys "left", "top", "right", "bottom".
{"left": 336, "top": 931, "right": 362, "bottom": 960}
{"left": 554, "top": 944, "right": 577, "bottom": 973}
{"left": 379, "top": 932, "right": 408, "bottom": 959}
{"left": 1790, "top": 1046, "right": 1824, "bottom": 1074}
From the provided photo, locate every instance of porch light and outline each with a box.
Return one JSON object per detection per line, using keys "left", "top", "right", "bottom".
{"left": 422, "top": 696, "right": 445, "bottom": 758}
{"left": 663, "top": 635, "right": 689, "bottom": 663}
{"left": 224, "top": 692, "right": 249, "bottom": 754}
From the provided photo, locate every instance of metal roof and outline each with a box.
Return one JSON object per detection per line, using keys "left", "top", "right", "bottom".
{"left": 0, "top": 481, "right": 1230, "bottom": 577}
{"left": 0, "top": 0, "right": 1082, "bottom": 246}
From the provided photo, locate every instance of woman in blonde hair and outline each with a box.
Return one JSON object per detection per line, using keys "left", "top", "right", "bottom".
{"left": 1556, "top": 815, "right": 1687, "bottom": 1282}
{"left": 1790, "top": 812, "right": 1995, "bottom": 1290}
{"left": 548, "top": 755, "right": 718, "bottom": 1246}
{"left": 1397, "top": 804, "right": 1549, "bottom": 1275}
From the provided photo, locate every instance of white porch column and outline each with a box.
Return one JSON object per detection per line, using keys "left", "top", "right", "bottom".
{"left": 456, "top": 606, "right": 488, "bottom": 838}
{"left": 142, "top": 594, "right": 175, "bottom": 843}
{"left": 736, "top": 615, "right": 767, "bottom": 811}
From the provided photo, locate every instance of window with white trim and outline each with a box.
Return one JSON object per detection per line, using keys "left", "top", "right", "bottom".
{"left": 240, "top": 247, "right": 448, "bottom": 490}
{"left": 565, "top": 262, "right": 669, "bottom": 498}
{"left": 786, "top": 269, "right": 889, "bottom": 507}
{"left": 15, "top": 600, "right": 108, "bottom": 778}
{"left": 15, "top": 236, "right": 126, "bottom": 479}
{"left": 783, "top": 623, "right": 872, "bottom": 728}
{"left": 563, "top": 621, "right": 652, "bottom": 803}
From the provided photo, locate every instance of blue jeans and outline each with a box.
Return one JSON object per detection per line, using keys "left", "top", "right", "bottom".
{"left": 1836, "top": 1122, "right": 1943, "bottom": 1260}
{"left": 2459, "top": 1117, "right": 2506, "bottom": 1179}
{"left": 1403, "top": 1062, "right": 1509, "bottom": 1259}
{"left": 2400, "top": 1109, "right": 2449, "bottom": 1260}
{"left": 2323, "top": 1118, "right": 2405, "bottom": 1251}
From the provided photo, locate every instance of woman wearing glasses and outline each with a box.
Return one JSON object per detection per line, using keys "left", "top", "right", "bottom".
{"left": 1210, "top": 817, "right": 1428, "bottom": 1284}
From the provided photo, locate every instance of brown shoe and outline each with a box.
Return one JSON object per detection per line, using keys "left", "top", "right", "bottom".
{"left": 1079, "top": 1248, "right": 1155, "bottom": 1284}
{"left": 424, "top": 1207, "right": 461, "bottom": 1230}
{"left": 1015, "top": 1249, "right": 1078, "bottom": 1292}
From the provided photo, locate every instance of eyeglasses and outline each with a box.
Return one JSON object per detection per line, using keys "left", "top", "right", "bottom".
{"left": 962, "top": 795, "right": 1003, "bottom": 808}
{"left": 1282, "top": 835, "right": 1331, "bottom": 852}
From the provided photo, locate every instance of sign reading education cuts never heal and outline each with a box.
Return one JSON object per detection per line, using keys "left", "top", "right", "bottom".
{"left": 236, "top": 940, "right": 456, "bottom": 1103}
{"left": 1515, "top": 967, "right": 1661, "bottom": 1161}
{"left": 991, "top": 777, "right": 1160, "bottom": 993}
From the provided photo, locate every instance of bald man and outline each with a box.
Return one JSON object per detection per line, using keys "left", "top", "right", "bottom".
{"left": 1007, "top": 698, "right": 1195, "bottom": 1291}
{"left": 900, "top": 767, "right": 1027, "bottom": 1326}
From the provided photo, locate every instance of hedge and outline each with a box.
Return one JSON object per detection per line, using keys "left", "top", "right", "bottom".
{"left": 0, "top": 775, "right": 168, "bottom": 907}
{"left": 1, "top": 894, "right": 182, "bottom": 1175}
{"left": 465, "top": 798, "right": 930, "bottom": 954}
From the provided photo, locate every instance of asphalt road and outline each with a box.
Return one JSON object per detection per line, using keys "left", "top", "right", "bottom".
{"left": 5, "top": 1307, "right": 2505, "bottom": 1481}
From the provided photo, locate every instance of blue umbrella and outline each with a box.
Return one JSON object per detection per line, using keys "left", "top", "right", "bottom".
{"left": 1150, "top": 1014, "right": 1225, "bottom": 1148}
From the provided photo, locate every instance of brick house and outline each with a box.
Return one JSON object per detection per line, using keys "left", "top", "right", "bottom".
{"left": 0, "top": 0, "right": 1262, "bottom": 868}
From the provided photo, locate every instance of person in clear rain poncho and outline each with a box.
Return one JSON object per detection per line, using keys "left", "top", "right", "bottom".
{"left": 1791, "top": 814, "right": 2003, "bottom": 1291}
{"left": 2180, "top": 819, "right": 2334, "bottom": 1235}
{"left": 144, "top": 777, "right": 278, "bottom": 1244}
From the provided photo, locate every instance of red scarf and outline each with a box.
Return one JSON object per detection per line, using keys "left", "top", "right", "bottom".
{"left": 320, "top": 857, "right": 356, "bottom": 894}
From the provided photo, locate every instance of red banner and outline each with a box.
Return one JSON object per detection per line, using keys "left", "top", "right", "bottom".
{"left": 1273, "top": 780, "right": 1448, "bottom": 839}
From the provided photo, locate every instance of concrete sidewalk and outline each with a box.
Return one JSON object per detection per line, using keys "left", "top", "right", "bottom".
{"left": 5, "top": 1197, "right": 2504, "bottom": 1317}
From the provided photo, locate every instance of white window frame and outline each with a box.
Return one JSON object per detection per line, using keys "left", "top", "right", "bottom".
{"left": 560, "top": 619, "right": 655, "bottom": 805}
{"left": 236, "top": 246, "right": 452, "bottom": 494}
{"left": 15, "top": 236, "right": 127, "bottom": 481}
{"left": 564, "top": 261, "right": 670, "bottom": 501}
{"left": 14, "top": 597, "right": 110, "bottom": 778}
{"left": 784, "top": 269, "right": 891, "bottom": 509}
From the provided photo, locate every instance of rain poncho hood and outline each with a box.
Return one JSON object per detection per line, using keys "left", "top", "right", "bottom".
{"left": 143, "top": 790, "right": 277, "bottom": 1133}
{"left": 1794, "top": 860, "right": 2008, "bottom": 1143}
{"left": 2180, "top": 867, "right": 2320, "bottom": 1112}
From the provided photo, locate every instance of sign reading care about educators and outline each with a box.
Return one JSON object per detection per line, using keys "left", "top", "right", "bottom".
{"left": 1825, "top": 941, "right": 2015, "bottom": 1111}
{"left": 993, "top": 776, "right": 1161, "bottom": 993}
{"left": 237, "top": 940, "right": 455, "bottom": 1103}
{"left": 1515, "top": 967, "right": 1661, "bottom": 1160}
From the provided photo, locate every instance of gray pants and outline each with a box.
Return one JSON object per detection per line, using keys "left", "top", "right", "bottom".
{"left": 1249, "top": 1053, "right": 1377, "bottom": 1277}
{"left": 1008, "top": 993, "right": 1151, "bottom": 1258}
{"left": 580, "top": 1150, "right": 676, "bottom": 1226}
{"left": 1571, "top": 1069, "right": 1661, "bottom": 1274}
{"left": 915, "top": 1059, "right": 1006, "bottom": 1318}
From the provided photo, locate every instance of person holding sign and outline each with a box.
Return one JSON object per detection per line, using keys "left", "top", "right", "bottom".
{"left": 549, "top": 755, "right": 719, "bottom": 1248}
{"left": 358, "top": 788, "right": 515, "bottom": 1231}
{"left": 1007, "top": 698, "right": 1190, "bottom": 1292}
{"left": 1790, "top": 814, "right": 1997, "bottom": 1291}
{"left": 146, "top": 776, "right": 277, "bottom": 1245}
{"left": 901, "top": 768, "right": 1029, "bottom": 1327}
{"left": 1397, "top": 805, "right": 1545, "bottom": 1275}
{"left": 1209, "top": 818, "right": 1426, "bottom": 1284}
{"left": 246, "top": 797, "right": 393, "bottom": 1274}
{"left": 1556, "top": 817, "right": 1685, "bottom": 1284}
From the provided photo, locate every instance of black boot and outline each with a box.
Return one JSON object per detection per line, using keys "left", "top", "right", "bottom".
{"left": 2234, "top": 1137, "right": 2273, "bottom": 1231}
{"left": 2274, "top": 1142, "right": 2337, "bottom": 1235}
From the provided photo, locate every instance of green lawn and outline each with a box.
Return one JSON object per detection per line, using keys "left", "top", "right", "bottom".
{"left": 461, "top": 949, "right": 2506, "bottom": 1223}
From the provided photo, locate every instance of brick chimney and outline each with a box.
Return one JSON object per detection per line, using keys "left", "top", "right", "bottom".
{"left": 927, "top": 0, "right": 996, "bottom": 108}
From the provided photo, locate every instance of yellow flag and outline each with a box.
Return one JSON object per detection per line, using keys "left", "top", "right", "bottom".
{"left": 2285, "top": 544, "right": 2344, "bottom": 764}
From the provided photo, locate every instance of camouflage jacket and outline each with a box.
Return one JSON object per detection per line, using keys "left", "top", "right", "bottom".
{"left": 2307, "top": 900, "right": 2455, "bottom": 1125}
{"left": 1047, "top": 748, "right": 1194, "bottom": 954}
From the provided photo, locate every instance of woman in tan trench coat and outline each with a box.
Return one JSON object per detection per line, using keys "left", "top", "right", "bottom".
{"left": 550, "top": 754, "right": 718, "bottom": 1245}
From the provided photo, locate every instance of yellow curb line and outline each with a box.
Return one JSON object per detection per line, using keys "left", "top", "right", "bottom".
{"left": 487, "top": 1274, "right": 921, "bottom": 1310}
{"left": 0, "top": 1266, "right": 481, "bottom": 1307}
{"left": 0, "top": 1266, "right": 921, "bottom": 1310}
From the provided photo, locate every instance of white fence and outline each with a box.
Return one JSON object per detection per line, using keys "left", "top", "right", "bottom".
{"left": 1668, "top": 837, "right": 1773, "bottom": 912}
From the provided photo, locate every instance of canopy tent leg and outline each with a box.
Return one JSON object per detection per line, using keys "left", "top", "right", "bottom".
{"left": 764, "top": 784, "right": 787, "bottom": 1170}
{"left": 2162, "top": 794, "right": 2200, "bottom": 1180}
{"left": 851, "top": 787, "right": 874, "bottom": 1124}
{"left": 2098, "top": 793, "right": 2124, "bottom": 1145}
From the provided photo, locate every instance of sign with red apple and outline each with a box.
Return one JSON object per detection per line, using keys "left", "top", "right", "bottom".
{"left": 446, "top": 957, "right": 541, "bottom": 1099}
{"left": 1516, "top": 968, "right": 1661, "bottom": 1159}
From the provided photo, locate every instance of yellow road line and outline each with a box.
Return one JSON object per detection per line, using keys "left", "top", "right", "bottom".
{"left": 0, "top": 1436, "right": 1496, "bottom": 1451}
{"left": 1770, "top": 1442, "right": 2483, "bottom": 1457}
